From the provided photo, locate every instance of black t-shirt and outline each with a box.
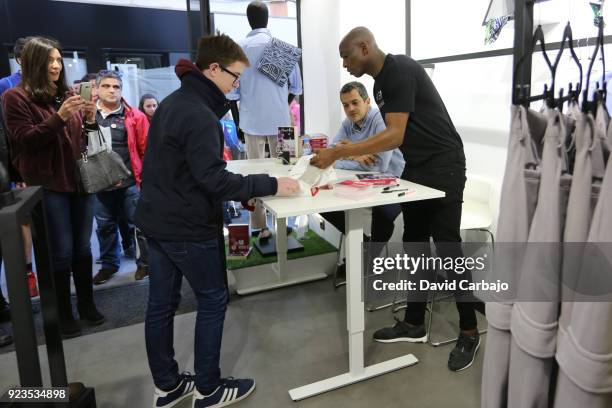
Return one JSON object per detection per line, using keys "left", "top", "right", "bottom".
{"left": 373, "top": 54, "right": 463, "bottom": 169}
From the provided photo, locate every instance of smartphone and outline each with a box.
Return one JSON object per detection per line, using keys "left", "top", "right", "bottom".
{"left": 79, "top": 82, "right": 92, "bottom": 101}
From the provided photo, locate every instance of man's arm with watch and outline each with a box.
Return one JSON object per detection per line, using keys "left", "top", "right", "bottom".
{"left": 310, "top": 112, "right": 408, "bottom": 169}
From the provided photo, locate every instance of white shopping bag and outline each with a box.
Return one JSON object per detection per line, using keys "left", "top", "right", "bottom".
{"left": 289, "top": 155, "right": 337, "bottom": 196}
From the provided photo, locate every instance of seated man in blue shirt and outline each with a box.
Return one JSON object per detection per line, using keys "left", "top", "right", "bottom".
{"left": 322, "top": 82, "right": 405, "bottom": 271}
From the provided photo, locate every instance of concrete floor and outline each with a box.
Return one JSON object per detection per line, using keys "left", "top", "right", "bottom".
{"left": 0, "top": 279, "right": 485, "bottom": 408}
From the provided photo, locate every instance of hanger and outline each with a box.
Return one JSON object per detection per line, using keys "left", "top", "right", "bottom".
{"left": 513, "top": 25, "right": 555, "bottom": 107}
{"left": 582, "top": 19, "right": 606, "bottom": 113}
{"left": 553, "top": 22, "right": 583, "bottom": 108}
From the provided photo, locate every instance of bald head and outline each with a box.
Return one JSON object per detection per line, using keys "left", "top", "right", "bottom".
{"left": 340, "top": 27, "right": 378, "bottom": 51}
{"left": 339, "top": 27, "right": 385, "bottom": 78}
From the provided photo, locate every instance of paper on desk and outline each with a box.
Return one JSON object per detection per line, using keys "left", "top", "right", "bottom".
{"left": 289, "top": 155, "right": 337, "bottom": 196}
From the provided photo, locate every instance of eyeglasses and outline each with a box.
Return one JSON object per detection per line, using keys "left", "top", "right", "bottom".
{"left": 219, "top": 65, "right": 240, "bottom": 85}
{"left": 97, "top": 69, "right": 123, "bottom": 79}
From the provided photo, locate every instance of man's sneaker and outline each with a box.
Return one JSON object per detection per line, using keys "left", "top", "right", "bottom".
{"left": 153, "top": 372, "right": 195, "bottom": 408}
{"left": 93, "top": 268, "right": 117, "bottom": 285}
{"left": 193, "top": 377, "right": 255, "bottom": 408}
{"left": 448, "top": 331, "right": 480, "bottom": 372}
{"left": 373, "top": 318, "right": 428, "bottom": 343}
{"left": 135, "top": 266, "right": 149, "bottom": 281}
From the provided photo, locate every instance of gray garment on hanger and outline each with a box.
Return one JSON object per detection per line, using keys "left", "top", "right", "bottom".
{"left": 482, "top": 105, "right": 546, "bottom": 408}
{"left": 508, "top": 108, "right": 567, "bottom": 408}
{"left": 592, "top": 102, "right": 608, "bottom": 180}
{"left": 558, "top": 106, "right": 597, "bottom": 344}
{"left": 554, "top": 104, "right": 612, "bottom": 407}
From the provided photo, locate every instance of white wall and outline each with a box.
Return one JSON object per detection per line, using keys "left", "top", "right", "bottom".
{"left": 300, "top": 0, "right": 342, "bottom": 137}
{"left": 301, "top": 0, "right": 405, "bottom": 137}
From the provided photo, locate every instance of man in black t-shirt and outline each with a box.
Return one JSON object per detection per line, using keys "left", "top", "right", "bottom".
{"left": 312, "top": 27, "right": 481, "bottom": 372}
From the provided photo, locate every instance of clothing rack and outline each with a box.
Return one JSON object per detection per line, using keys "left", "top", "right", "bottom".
{"left": 512, "top": 0, "right": 606, "bottom": 111}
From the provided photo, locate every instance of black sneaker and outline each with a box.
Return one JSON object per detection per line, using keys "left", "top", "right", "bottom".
{"left": 373, "top": 318, "right": 428, "bottom": 343}
{"left": 448, "top": 331, "right": 481, "bottom": 372}
{"left": 153, "top": 371, "right": 195, "bottom": 408}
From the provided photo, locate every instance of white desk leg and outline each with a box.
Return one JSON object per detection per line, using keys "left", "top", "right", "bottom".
{"left": 345, "top": 209, "right": 365, "bottom": 375}
{"left": 275, "top": 216, "right": 288, "bottom": 281}
{"left": 288, "top": 209, "right": 418, "bottom": 401}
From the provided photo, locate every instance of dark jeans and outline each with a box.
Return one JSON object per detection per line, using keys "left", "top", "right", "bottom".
{"left": 145, "top": 238, "right": 227, "bottom": 393}
{"left": 95, "top": 185, "right": 147, "bottom": 270}
{"left": 321, "top": 204, "right": 402, "bottom": 243}
{"left": 401, "top": 151, "right": 478, "bottom": 331}
{"left": 43, "top": 190, "right": 94, "bottom": 272}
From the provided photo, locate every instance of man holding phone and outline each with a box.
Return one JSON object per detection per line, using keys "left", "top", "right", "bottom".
{"left": 88, "top": 70, "right": 150, "bottom": 286}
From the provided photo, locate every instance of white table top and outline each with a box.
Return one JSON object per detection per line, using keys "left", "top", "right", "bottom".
{"left": 227, "top": 159, "right": 445, "bottom": 218}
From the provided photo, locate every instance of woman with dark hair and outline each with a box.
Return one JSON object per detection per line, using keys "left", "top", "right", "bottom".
{"left": 2, "top": 36, "right": 105, "bottom": 338}
{"left": 138, "top": 93, "right": 158, "bottom": 122}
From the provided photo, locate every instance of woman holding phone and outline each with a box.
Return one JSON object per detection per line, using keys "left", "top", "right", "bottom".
{"left": 2, "top": 36, "right": 105, "bottom": 338}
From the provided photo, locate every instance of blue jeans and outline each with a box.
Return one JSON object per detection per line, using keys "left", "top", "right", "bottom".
{"left": 145, "top": 238, "right": 227, "bottom": 393}
{"left": 95, "top": 186, "right": 141, "bottom": 271}
{"left": 43, "top": 190, "right": 94, "bottom": 272}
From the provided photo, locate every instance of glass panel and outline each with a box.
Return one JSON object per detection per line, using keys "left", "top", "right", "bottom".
{"left": 412, "top": 0, "right": 612, "bottom": 61}
{"left": 104, "top": 52, "right": 181, "bottom": 108}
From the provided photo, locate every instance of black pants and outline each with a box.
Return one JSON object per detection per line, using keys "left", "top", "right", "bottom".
{"left": 321, "top": 203, "right": 402, "bottom": 243}
{"left": 401, "top": 150, "right": 478, "bottom": 331}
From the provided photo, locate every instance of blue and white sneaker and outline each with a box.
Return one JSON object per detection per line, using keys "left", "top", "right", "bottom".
{"left": 193, "top": 377, "right": 256, "bottom": 407}
{"left": 153, "top": 371, "right": 196, "bottom": 408}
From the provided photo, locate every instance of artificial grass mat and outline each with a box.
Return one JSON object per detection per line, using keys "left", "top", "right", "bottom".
{"left": 226, "top": 229, "right": 337, "bottom": 270}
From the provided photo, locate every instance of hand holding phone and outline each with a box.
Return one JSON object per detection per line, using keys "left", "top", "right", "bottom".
{"left": 79, "top": 82, "right": 93, "bottom": 102}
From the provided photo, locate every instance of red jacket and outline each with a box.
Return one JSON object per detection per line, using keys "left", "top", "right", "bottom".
{"left": 122, "top": 100, "right": 149, "bottom": 187}
{"left": 2, "top": 86, "right": 84, "bottom": 192}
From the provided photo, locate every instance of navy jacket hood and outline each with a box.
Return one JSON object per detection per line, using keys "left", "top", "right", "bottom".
{"left": 175, "top": 59, "right": 230, "bottom": 119}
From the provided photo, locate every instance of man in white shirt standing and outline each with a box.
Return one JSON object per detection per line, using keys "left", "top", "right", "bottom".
{"left": 227, "top": 1, "right": 303, "bottom": 240}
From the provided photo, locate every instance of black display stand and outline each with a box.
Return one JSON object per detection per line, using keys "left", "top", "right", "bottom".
{"left": 0, "top": 186, "right": 96, "bottom": 407}
{"left": 254, "top": 236, "right": 304, "bottom": 257}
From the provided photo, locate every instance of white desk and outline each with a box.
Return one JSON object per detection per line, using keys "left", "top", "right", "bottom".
{"left": 226, "top": 158, "right": 445, "bottom": 400}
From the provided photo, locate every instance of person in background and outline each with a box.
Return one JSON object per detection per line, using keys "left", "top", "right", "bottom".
{"left": 135, "top": 34, "right": 299, "bottom": 408}
{"left": 76, "top": 72, "right": 136, "bottom": 264}
{"left": 227, "top": 1, "right": 303, "bottom": 241}
{"left": 0, "top": 36, "right": 38, "bottom": 299}
{"left": 312, "top": 27, "right": 480, "bottom": 372}
{"left": 139, "top": 93, "right": 159, "bottom": 123}
{"left": 0, "top": 37, "right": 30, "bottom": 96}
{"left": 0, "top": 104, "right": 13, "bottom": 346}
{"left": 2, "top": 36, "right": 105, "bottom": 338}
{"left": 321, "top": 81, "right": 404, "bottom": 276}
{"left": 91, "top": 70, "right": 150, "bottom": 285}
{"left": 289, "top": 96, "right": 300, "bottom": 132}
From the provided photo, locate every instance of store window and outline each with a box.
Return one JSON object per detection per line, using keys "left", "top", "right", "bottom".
{"left": 102, "top": 51, "right": 182, "bottom": 108}
{"left": 210, "top": 0, "right": 298, "bottom": 46}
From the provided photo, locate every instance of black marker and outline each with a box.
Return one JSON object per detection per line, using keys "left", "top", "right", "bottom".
{"left": 398, "top": 192, "right": 405, "bottom": 197}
